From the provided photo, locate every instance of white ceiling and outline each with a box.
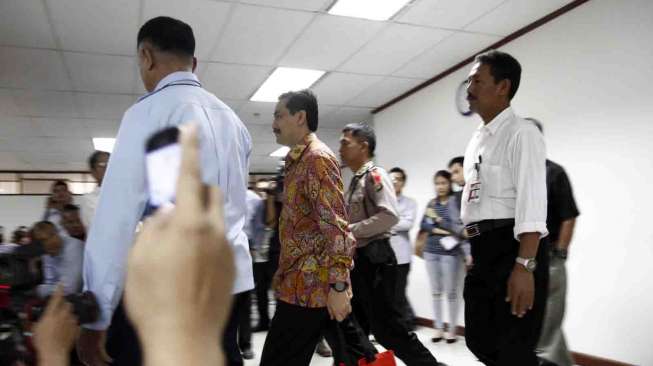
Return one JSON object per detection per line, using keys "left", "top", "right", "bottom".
{"left": 0, "top": 0, "right": 573, "bottom": 172}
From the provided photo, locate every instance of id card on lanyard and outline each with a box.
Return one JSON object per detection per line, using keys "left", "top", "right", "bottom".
{"left": 467, "top": 155, "right": 482, "bottom": 204}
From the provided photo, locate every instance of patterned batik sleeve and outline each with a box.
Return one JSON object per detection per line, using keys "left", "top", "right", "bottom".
{"left": 306, "top": 152, "right": 355, "bottom": 284}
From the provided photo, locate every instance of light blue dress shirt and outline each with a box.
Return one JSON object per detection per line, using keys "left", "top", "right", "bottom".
{"left": 38, "top": 233, "right": 84, "bottom": 298}
{"left": 83, "top": 71, "right": 254, "bottom": 330}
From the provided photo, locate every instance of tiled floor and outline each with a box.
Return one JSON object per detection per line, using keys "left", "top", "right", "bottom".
{"left": 243, "top": 326, "right": 485, "bottom": 366}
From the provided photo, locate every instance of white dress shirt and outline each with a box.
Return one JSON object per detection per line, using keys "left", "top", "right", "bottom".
{"left": 83, "top": 71, "right": 254, "bottom": 330}
{"left": 461, "top": 107, "right": 548, "bottom": 239}
{"left": 390, "top": 194, "right": 417, "bottom": 265}
{"left": 38, "top": 234, "right": 84, "bottom": 298}
{"left": 78, "top": 186, "right": 100, "bottom": 230}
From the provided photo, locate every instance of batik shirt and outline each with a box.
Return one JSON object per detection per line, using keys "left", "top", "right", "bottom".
{"left": 274, "top": 133, "right": 355, "bottom": 308}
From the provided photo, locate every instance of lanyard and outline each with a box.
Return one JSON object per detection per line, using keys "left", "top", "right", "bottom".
{"left": 137, "top": 79, "right": 202, "bottom": 103}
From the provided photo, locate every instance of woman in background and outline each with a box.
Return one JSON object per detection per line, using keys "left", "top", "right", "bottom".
{"left": 416, "top": 170, "right": 472, "bottom": 344}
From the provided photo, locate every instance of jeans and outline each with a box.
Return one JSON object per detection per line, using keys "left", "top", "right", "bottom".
{"left": 424, "top": 252, "right": 461, "bottom": 331}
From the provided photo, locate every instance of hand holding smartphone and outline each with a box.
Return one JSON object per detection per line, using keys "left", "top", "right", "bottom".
{"left": 145, "top": 127, "right": 182, "bottom": 210}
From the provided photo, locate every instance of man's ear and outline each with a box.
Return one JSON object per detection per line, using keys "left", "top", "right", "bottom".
{"left": 362, "top": 141, "right": 370, "bottom": 154}
{"left": 140, "top": 46, "right": 155, "bottom": 71}
{"left": 295, "top": 110, "right": 307, "bottom": 127}
{"left": 497, "top": 78, "right": 511, "bottom": 98}
{"left": 192, "top": 56, "right": 198, "bottom": 72}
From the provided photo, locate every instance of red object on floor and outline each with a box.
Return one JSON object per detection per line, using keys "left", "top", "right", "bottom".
{"left": 358, "top": 350, "right": 396, "bottom": 366}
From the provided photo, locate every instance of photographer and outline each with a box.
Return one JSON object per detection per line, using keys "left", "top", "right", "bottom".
{"left": 32, "top": 221, "right": 83, "bottom": 298}
{"left": 32, "top": 124, "right": 233, "bottom": 366}
{"left": 42, "top": 181, "right": 73, "bottom": 230}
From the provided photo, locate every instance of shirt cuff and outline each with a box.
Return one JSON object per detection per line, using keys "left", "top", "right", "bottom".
{"left": 82, "top": 302, "right": 112, "bottom": 331}
{"left": 328, "top": 261, "right": 352, "bottom": 285}
{"left": 513, "top": 222, "right": 549, "bottom": 241}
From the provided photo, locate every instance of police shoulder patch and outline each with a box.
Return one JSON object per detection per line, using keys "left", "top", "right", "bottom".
{"left": 370, "top": 168, "right": 383, "bottom": 192}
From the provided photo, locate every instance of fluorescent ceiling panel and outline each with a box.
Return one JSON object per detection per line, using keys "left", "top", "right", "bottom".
{"left": 328, "top": 0, "right": 411, "bottom": 21}
{"left": 251, "top": 67, "right": 326, "bottom": 102}
{"left": 93, "top": 137, "right": 115, "bottom": 153}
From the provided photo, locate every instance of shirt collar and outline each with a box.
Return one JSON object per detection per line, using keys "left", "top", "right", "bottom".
{"left": 285, "top": 133, "right": 317, "bottom": 165}
{"left": 477, "top": 106, "right": 514, "bottom": 135}
{"left": 355, "top": 160, "right": 375, "bottom": 177}
{"left": 153, "top": 71, "right": 200, "bottom": 92}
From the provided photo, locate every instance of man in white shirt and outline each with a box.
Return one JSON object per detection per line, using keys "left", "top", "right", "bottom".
{"left": 388, "top": 167, "right": 418, "bottom": 329}
{"left": 42, "top": 180, "right": 73, "bottom": 231}
{"left": 32, "top": 221, "right": 84, "bottom": 298}
{"left": 461, "top": 51, "right": 549, "bottom": 366}
{"left": 77, "top": 16, "right": 254, "bottom": 366}
{"left": 78, "top": 151, "right": 110, "bottom": 230}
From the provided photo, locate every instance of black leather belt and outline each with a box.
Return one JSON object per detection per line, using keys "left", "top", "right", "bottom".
{"left": 465, "top": 219, "right": 515, "bottom": 238}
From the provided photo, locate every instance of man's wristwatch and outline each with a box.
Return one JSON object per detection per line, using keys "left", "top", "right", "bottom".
{"left": 330, "top": 282, "right": 349, "bottom": 293}
{"left": 515, "top": 257, "right": 537, "bottom": 272}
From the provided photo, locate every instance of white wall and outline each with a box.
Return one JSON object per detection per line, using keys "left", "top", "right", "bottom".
{"left": 0, "top": 195, "right": 50, "bottom": 238}
{"left": 374, "top": 1, "right": 653, "bottom": 364}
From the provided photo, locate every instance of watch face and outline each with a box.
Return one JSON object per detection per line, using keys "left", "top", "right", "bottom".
{"left": 526, "top": 260, "right": 537, "bottom": 272}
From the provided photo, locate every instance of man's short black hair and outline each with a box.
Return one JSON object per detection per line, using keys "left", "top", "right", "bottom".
{"left": 32, "top": 221, "right": 56, "bottom": 236}
{"left": 342, "top": 123, "right": 376, "bottom": 158}
{"left": 474, "top": 50, "right": 521, "bottom": 100}
{"left": 279, "top": 90, "right": 319, "bottom": 132}
{"left": 52, "top": 180, "right": 68, "bottom": 190}
{"left": 137, "top": 16, "right": 195, "bottom": 58}
{"left": 389, "top": 167, "right": 407, "bottom": 182}
{"left": 88, "top": 151, "right": 110, "bottom": 170}
{"left": 448, "top": 156, "right": 464, "bottom": 168}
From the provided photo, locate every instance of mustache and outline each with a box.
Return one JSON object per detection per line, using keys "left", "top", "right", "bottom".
{"left": 466, "top": 93, "right": 476, "bottom": 101}
{"left": 273, "top": 128, "right": 281, "bottom": 134}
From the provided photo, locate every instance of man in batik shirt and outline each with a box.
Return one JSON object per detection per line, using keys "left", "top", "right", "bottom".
{"left": 260, "top": 90, "right": 375, "bottom": 366}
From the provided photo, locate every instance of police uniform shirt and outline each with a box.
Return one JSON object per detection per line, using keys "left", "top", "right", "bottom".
{"left": 347, "top": 161, "right": 399, "bottom": 247}
{"left": 460, "top": 107, "right": 548, "bottom": 239}
{"left": 83, "top": 71, "right": 254, "bottom": 330}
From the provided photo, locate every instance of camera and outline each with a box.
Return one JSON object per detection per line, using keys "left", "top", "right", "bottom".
{"left": 0, "top": 241, "right": 99, "bottom": 365}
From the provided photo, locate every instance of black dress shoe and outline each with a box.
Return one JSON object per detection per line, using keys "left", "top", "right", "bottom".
{"left": 431, "top": 336, "right": 443, "bottom": 343}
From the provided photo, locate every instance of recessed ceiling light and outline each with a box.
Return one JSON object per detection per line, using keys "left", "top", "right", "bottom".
{"left": 270, "top": 146, "right": 290, "bottom": 158}
{"left": 251, "top": 67, "right": 326, "bottom": 103}
{"left": 328, "top": 0, "right": 411, "bottom": 21}
{"left": 93, "top": 138, "right": 116, "bottom": 153}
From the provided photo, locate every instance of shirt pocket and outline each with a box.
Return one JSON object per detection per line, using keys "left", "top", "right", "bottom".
{"left": 483, "top": 164, "right": 515, "bottom": 199}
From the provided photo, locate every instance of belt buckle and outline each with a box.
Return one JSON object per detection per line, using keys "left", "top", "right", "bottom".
{"left": 466, "top": 224, "right": 480, "bottom": 238}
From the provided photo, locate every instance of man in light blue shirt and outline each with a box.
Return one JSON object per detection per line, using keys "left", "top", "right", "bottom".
{"left": 32, "top": 221, "right": 84, "bottom": 298}
{"left": 77, "top": 16, "right": 254, "bottom": 366}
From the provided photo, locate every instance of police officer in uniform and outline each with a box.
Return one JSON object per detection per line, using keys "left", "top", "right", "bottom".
{"left": 461, "top": 50, "right": 549, "bottom": 366}
{"left": 339, "top": 123, "right": 445, "bottom": 366}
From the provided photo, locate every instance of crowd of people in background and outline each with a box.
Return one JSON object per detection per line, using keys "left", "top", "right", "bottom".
{"left": 0, "top": 15, "right": 581, "bottom": 366}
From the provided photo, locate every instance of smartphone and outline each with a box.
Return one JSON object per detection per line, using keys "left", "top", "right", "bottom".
{"left": 145, "top": 127, "right": 181, "bottom": 210}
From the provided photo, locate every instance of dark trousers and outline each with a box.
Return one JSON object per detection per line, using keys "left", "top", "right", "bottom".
{"left": 236, "top": 291, "right": 252, "bottom": 350}
{"left": 260, "top": 301, "right": 376, "bottom": 366}
{"left": 395, "top": 263, "right": 416, "bottom": 329}
{"left": 106, "top": 300, "right": 142, "bottom": 366}
{"left": 253, "top": 261, "right": 273, "bottom": 326}
{"left": 224, "top": 295, "right": 244, "bottom": 366}
{"left": 351, "top": 252, "right": 439, "bottom": 366}
{"left": 464, "top": 226, "right": 549, "bottom": 366}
